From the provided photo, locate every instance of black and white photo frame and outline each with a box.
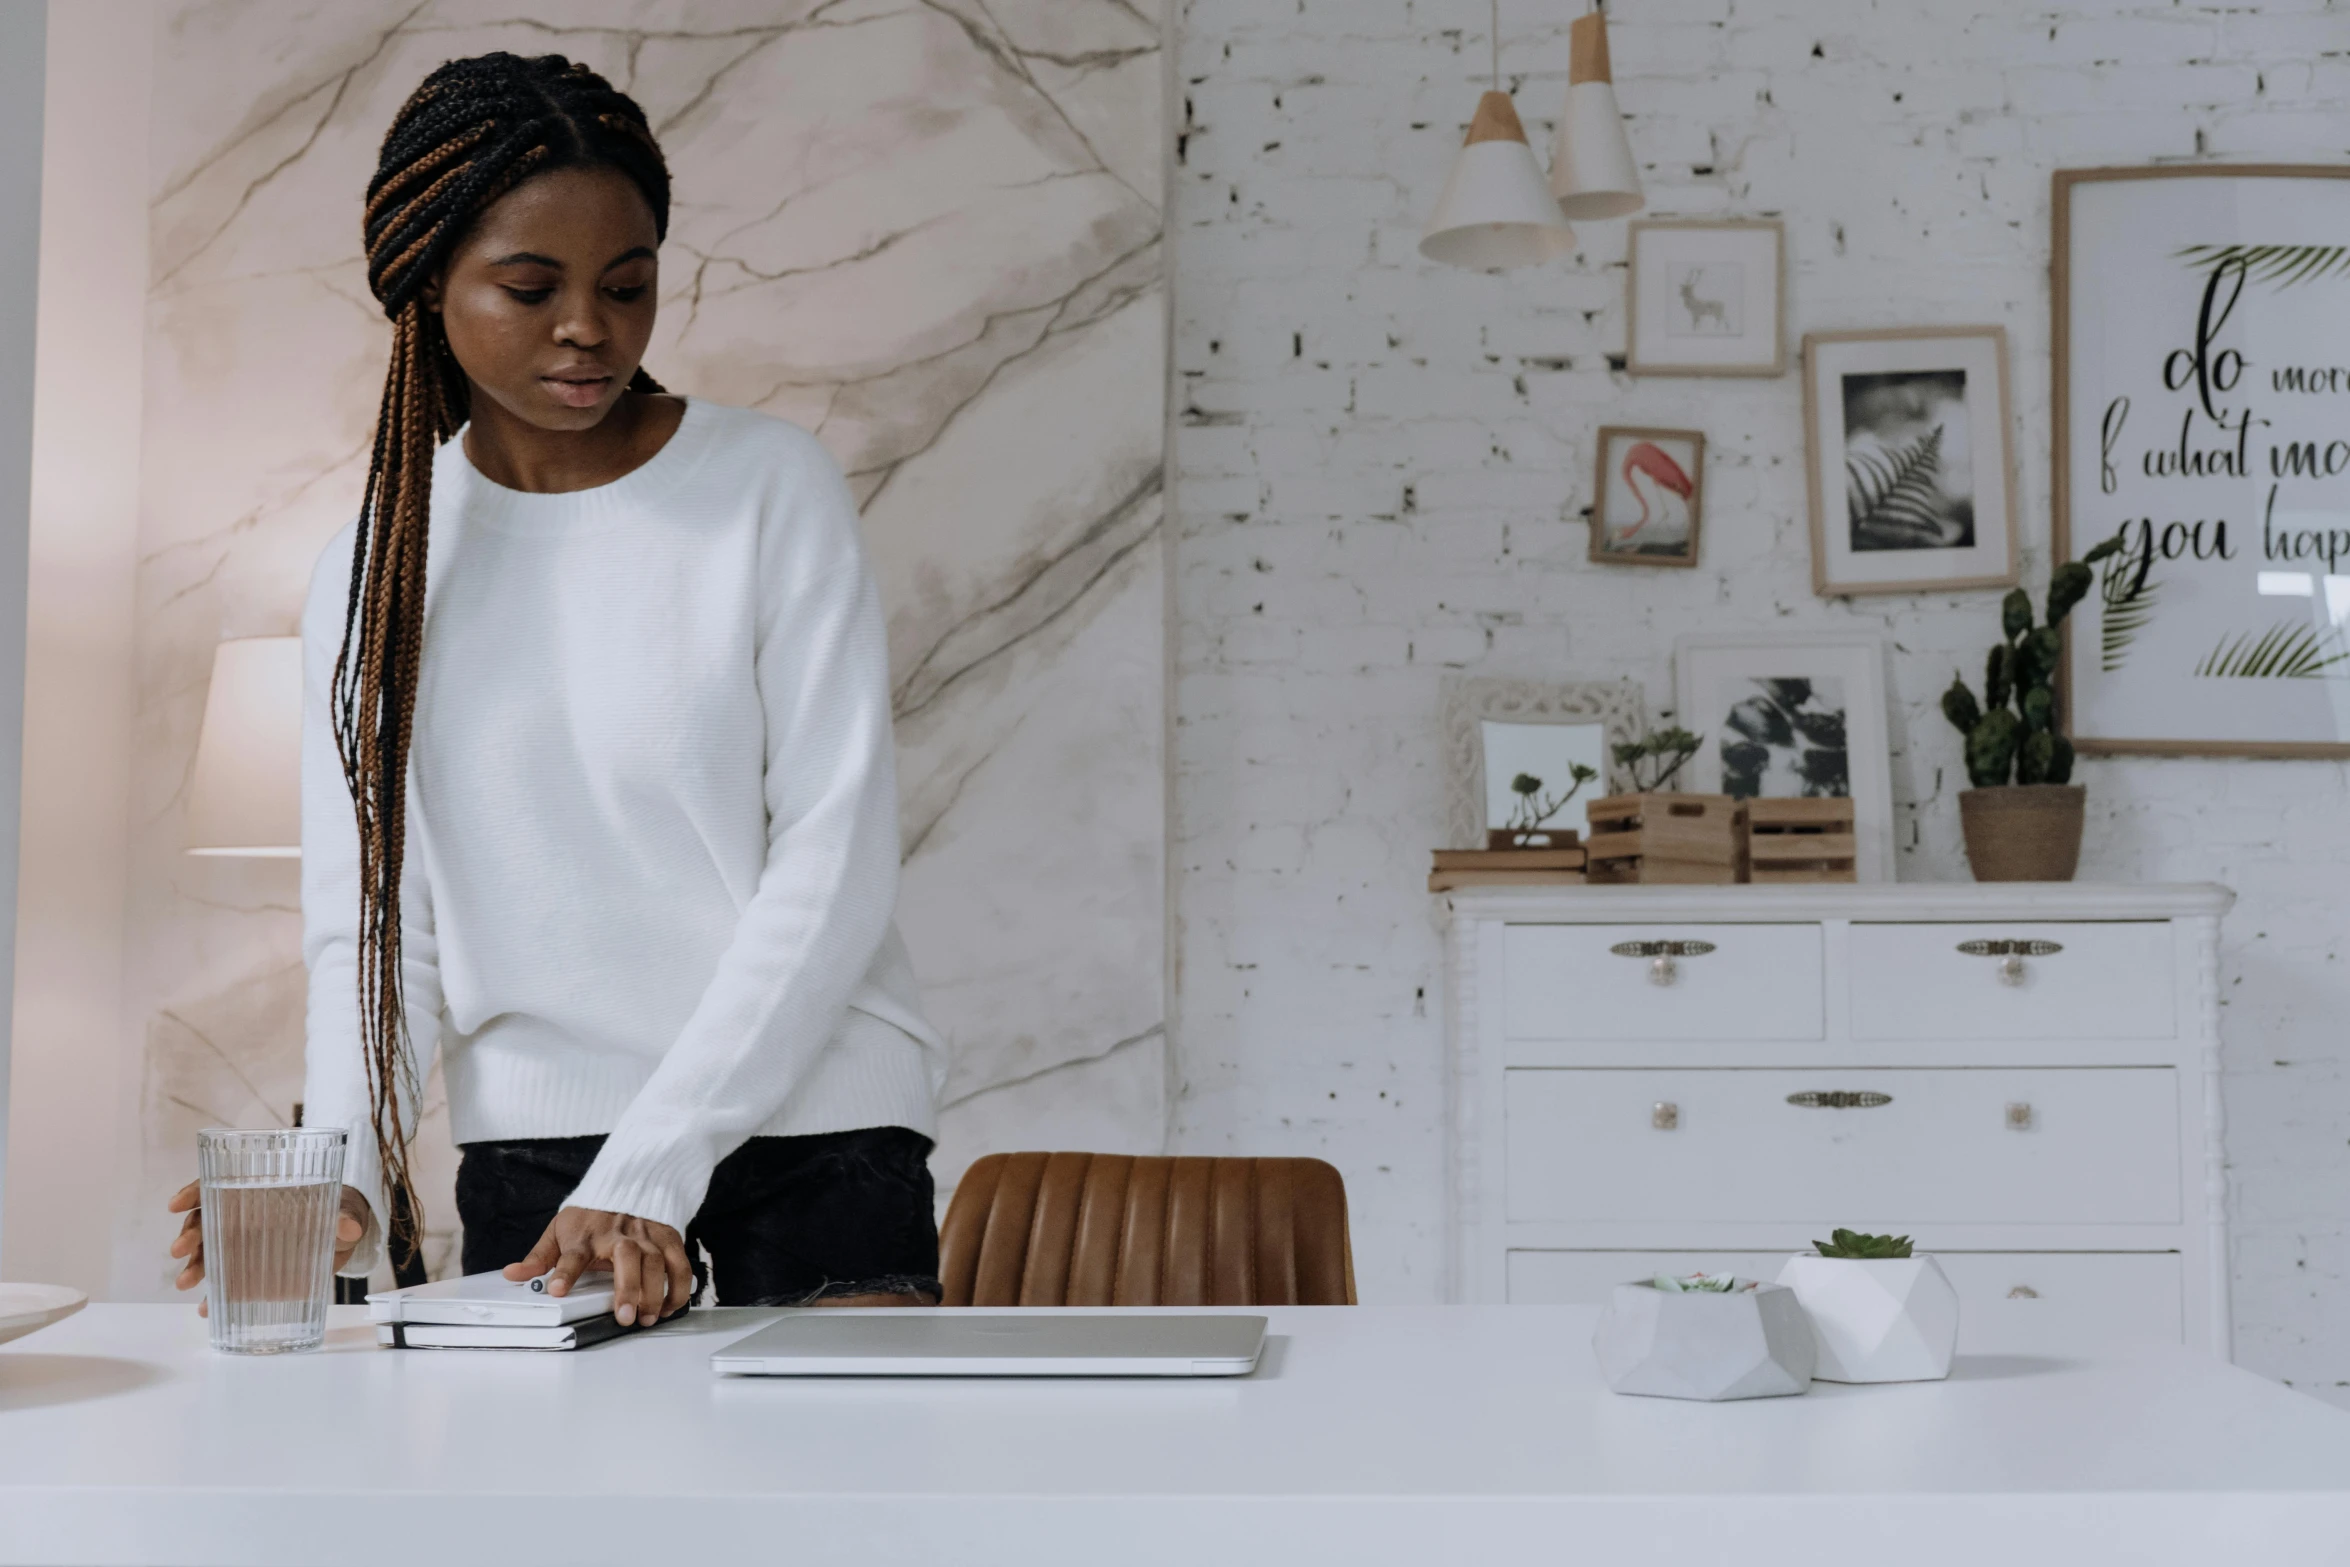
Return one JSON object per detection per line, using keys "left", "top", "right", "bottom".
{"left": 1803, "top": 326, "right": 2020, "bottom": 597}
{"left": 1626, "top": 219, "right": 1786, "bottom": 377}
{"left": 1673, "top": 633, "right": 1895, "bottom": 882}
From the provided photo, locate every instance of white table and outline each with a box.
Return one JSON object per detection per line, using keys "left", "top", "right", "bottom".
{"left": 4, "top": 1304, "right": 2347, "bottom": 1565}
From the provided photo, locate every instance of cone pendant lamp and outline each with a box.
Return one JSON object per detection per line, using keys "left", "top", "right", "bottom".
{"left": 1421, "top": 1, "right": 1575, "bottom": 268}
{"left": 1549, "top": 9, "right": 1643, "bottom": 220}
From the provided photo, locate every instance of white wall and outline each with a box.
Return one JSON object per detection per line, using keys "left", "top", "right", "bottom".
{"left": 1, "top": 0, "right": 148, "bottom": 1298}
{"left": 1168, "top": 0, "right": 2350, "bottom": 1408}
{"left": 0, "top": 0, "right": 47, "bottom": 1279}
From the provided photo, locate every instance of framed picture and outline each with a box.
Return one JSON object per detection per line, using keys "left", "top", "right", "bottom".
{"left": 1626, "top": 219, "right": 1785, "bottom": 377}
{"left": 2054, "top": 164, "right": 2350, "bottom": 757}
{"left": 1802, "top": 327, "right": 2020, "bottom": 598}
{"left": 1589, "top": 426, "right": 1704, "bottom": 567}
{"left": 1441, "top": 678, "right": 1647, "bottom": 850}
{"left": 1672, "top": 633, "right": 1894, "bottom": 883}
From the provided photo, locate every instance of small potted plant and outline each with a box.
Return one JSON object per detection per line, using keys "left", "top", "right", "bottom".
{"left": 1488, "top": 764, "right": 1598, "bottom": 850}
{"left": 1591, "top": 1271, "right": 1816, "bottom": 1401}
{"left": 1775, "top": 1230, "right": 1959, "bottom": 1383}
{"left": 1939, "top": 539, "right": 2121, "bottom": 881}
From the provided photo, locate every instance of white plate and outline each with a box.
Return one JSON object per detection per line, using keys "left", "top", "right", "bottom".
{"left": 0, "top": 1283, "right": 87, "bottom": 1347}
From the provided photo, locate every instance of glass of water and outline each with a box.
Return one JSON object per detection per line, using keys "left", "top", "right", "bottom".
{"left": 197, "top": 1127, "right": 348, "bottom": 1354}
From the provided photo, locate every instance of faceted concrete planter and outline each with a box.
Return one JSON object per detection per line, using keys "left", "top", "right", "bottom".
{"left": 1775, "top": 1254, "right": 1960, "bottom": 1383}
{"left": 1592, "top": 1279, "right": 1816, "bottom": 1401}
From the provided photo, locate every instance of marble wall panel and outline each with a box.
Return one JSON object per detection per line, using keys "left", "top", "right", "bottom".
{"left": 120, "top": 0, "right": 1165, "bottom": 1287}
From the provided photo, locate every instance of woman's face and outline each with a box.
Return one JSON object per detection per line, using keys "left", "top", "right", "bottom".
{"left": 423, "top": 164, "right": 661, "bottom": 431}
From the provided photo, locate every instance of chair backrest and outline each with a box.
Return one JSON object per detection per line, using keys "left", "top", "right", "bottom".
{"left": 939, "top": 1152, "right": 1358, "bottom": 1307}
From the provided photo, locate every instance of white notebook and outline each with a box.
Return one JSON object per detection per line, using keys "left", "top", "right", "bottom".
{"left": 367, "top": 1269, "right": 616, "bottom": 1327}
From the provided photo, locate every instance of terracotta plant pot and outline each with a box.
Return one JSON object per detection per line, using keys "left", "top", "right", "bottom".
{"left": 1957, "top": 784, "right": 2085, "bottom": 882}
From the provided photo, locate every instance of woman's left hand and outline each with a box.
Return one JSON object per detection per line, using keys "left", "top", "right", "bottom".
{"left": 504, "top": 1207, "right": 692, "bottom": 1326}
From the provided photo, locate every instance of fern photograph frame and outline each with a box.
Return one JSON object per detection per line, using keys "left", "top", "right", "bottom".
{"left": 1801, "top": 326, "right": 2020, "bottom": 598}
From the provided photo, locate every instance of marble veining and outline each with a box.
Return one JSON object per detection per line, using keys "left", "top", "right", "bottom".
{"left": 124, "top": 0, "right": 1165, "bottom": 1287}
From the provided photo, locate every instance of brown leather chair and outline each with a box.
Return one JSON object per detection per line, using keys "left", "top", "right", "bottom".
{"left": 939, "top": 1152, "right": 1358, "bottom": 1307}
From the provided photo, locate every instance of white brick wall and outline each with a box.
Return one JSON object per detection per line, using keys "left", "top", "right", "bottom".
{"left": 1168, "top": 0, "right": 2350, "bottom": 1406}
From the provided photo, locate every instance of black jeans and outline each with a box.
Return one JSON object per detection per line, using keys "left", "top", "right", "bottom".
{"left": 455, "top": 1125, "right": 941, "bottom": 1306}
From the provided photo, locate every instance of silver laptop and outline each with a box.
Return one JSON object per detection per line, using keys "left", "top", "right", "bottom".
{"left": 711, "top": 1311, "right": 1267, "bottom": 1377}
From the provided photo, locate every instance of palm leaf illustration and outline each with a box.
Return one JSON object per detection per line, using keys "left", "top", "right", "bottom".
{"left": 2175, "top": 244, "right": 2350, "bottom": 290}
{"left": 2194, "top": 621, "right": 2350, "bottom": 679}
{"left": 2098, "top": 528, "right": 2158, "bottom": 673}
{"left": 1845, "top": 425, "right": 1946, "bottom": 544}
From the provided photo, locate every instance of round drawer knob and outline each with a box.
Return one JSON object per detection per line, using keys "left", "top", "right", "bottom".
{"left": 1650, "top": 955, "right": 1678, "bottom": 987}
{"left": 2007, "top": 1285, "right": 2040, "bottom": 1300}
{"left": 1998, "top": 954, "right": 2027, "bottom": 986}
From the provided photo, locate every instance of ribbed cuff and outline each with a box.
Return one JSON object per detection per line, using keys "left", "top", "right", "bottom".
{"left": 561, "top": 1130, "right": 710, "bottom": 1235}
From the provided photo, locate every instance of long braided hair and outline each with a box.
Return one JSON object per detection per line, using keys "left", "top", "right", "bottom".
{"left": 343, "top": 53, "right": 670, "bottom": 1262}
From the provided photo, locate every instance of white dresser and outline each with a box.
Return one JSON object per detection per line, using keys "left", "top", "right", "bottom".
{"left": 1441, "top": 883, "right": 2235, "bottom": 1357}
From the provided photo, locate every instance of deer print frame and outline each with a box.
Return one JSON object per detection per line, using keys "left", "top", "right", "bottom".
{"left": 1802, "top": 326, "right": 2020, "bottom": 598}
{"left": 1626, "top": 220, "right": 1785, "bottom": 377}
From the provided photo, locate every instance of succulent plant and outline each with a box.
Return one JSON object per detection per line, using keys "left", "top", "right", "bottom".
{"left": 1648, "top": 1271, "right": 1751, "bottom": 1293}
{"left": 1940, "top": 538, "right": 2122, "bottom": 788}
{"left": 1810, "top": 1229, "right": 1913, "bottom": 1260}
{"left": 1612, "top": 726, "right": 1704, "bottom": 793}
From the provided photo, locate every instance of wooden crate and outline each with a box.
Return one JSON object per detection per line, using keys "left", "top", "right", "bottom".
{"left": 1429, "top": 846, "right": 1586, "bottom": 892}
{"left": 1746, "top": 797, "right": 1858, "bottom": 883}
{"left": 1583, "top": 793, "right": 1749, "bottom": 885}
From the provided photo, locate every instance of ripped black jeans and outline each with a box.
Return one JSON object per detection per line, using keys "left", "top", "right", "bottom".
{"left": 455, "top": 1125, "right": 941, "bottom": 1307}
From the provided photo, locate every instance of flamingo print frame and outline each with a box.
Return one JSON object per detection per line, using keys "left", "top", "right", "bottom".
{"left": 1590, "top": 426, "right": 1706, "bottom": 568}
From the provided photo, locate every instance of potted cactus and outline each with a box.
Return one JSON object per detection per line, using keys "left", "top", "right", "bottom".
{"left": 1939, "top": 539, "right": 2121, "bottom": 881}
{"left": 1775, "top": 1231, "right": 1960, "bottom": 1384}
{"left": 1592, "top": 1271, "right": 1816, "bottom": 1401}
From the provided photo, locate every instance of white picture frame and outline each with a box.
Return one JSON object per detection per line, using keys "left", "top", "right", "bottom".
{"left": 1672, "top": 633, "right": 1895, "bottom": 883}
{"left": 1803, "top": 326, "right": 2020, "bottom": 598}
{"left": 1441, "top": 678, "right": 1647, "bottom": 850}
{"left": 1626, "top": 219, "right": 1786, "bottom": 377}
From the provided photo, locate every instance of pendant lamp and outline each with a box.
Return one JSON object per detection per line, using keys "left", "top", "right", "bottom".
{"left": 1420, "top": 0, "right": 1575, "bottom": 269}
{"left": 1548, "top": 8, "right": 1643, "bottom": 220}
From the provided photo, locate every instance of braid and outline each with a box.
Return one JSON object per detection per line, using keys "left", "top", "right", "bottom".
{"left": 340, "top": 53, "right": 671, "bottom": 1265}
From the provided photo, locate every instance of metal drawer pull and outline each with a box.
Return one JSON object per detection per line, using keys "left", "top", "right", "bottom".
{"left": 2006, "top": 1101, "right": 2034, "bottom": 1130}
{"left": 1785, "top": 1090, "right": 1892, "bottom": 1110}
{"left": 2007, "top": 1285, "right": 2040, "bottom": 1300}
{"left": 1611, "top": 940, "right": 1714, "bottom": 988}
{"left": 1957, "top": 937, "right": 2062, "bottom": 987}
{"left": 1651, "top": 1101, "right": 1679, "bottom": 1131}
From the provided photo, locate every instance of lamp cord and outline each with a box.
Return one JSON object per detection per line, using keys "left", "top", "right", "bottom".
{"left": 1490, "top": 0, "right": 1500, "bottom": 89}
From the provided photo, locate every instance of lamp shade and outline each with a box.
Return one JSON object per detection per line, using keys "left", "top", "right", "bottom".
{"left": 1421, "top": 90, "right": 1577, "bottom": 269}
{"left": 184, "top": 636, "right": 302, "bottom": 858}
{"left": 1548, "top": 12, "right": 1643, "bottom": 220}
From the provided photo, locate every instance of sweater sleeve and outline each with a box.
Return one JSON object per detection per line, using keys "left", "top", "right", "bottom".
{"left": 298, "top": 530, "right": 446, "bottom": 1278}
{"left": 560, "top": 438, "right": 905, "bottom": 1231}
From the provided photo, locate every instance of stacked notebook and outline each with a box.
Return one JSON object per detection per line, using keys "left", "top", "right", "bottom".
{"left": 368, "top": 1271, "right": 635, "bottom": 1350}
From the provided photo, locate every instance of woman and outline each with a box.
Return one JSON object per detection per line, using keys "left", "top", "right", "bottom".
{"left": 168, "top": 52, "right": 945, "bottom": 1326}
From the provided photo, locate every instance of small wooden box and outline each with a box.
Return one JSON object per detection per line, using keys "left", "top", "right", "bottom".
{"left": 1429, "top": 846, "right": 1587, "bottom": 892}
{"left": 1583, "top": 794, "right": 1749, "bottom": 885}
{"left": 1746, "top": 798, "right": 1858, "bottom": 883}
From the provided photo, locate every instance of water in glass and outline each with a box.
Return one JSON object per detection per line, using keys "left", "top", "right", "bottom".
{"left": 198, "top": 1128, "right": 347, "bottom": 1354}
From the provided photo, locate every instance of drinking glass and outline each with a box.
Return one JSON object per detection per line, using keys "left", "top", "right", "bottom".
{"left": 197, "top": 1127, "right": 347, "bottom": 1354}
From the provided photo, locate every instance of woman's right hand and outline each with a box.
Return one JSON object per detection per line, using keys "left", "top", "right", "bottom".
{"left": 167, "top": 1182, "right": 375, "bottom": 1313}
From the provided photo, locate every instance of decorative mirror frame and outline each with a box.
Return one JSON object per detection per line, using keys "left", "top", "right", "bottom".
{"left": 1440, "top": 678, "right": 1648, "bottom": 850}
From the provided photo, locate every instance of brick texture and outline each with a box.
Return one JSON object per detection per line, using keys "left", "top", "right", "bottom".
{"left": 1168, "top": 0, "right": 2350, "bottom": 1406}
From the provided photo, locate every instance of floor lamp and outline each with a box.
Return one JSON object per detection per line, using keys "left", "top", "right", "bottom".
{"left": 185, "top": 637, "right": 425, "bottom": 1297}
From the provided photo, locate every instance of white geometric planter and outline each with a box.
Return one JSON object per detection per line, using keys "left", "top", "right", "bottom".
{"left": 1592, "top": 1279, "right": 1816, "bottom": 1401}
{"left": 1775, "top": 1254, "right": 1960, "bottom": 1383}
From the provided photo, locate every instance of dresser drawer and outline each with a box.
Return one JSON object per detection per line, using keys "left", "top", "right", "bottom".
{"left": 1848, "top": 921, "right": 2175, "bottom": 1041}
{"left": 1504, "top": 1067, "right": 2180, "bottom": 1225}
{"left": 1506, "top": 1249, "right": 2184, "bottom": 1351}
{"left": 1502, "top": 924, "right": 1824, "bottom": 1041}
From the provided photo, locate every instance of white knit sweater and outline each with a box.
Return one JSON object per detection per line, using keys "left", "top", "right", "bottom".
{"left": 300, "top": 397, "right": 942, "bottom": 1274}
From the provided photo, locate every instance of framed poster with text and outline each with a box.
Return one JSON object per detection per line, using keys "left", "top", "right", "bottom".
{"left": 2055, "top": 165, "right": 2350, "bottom": 757}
